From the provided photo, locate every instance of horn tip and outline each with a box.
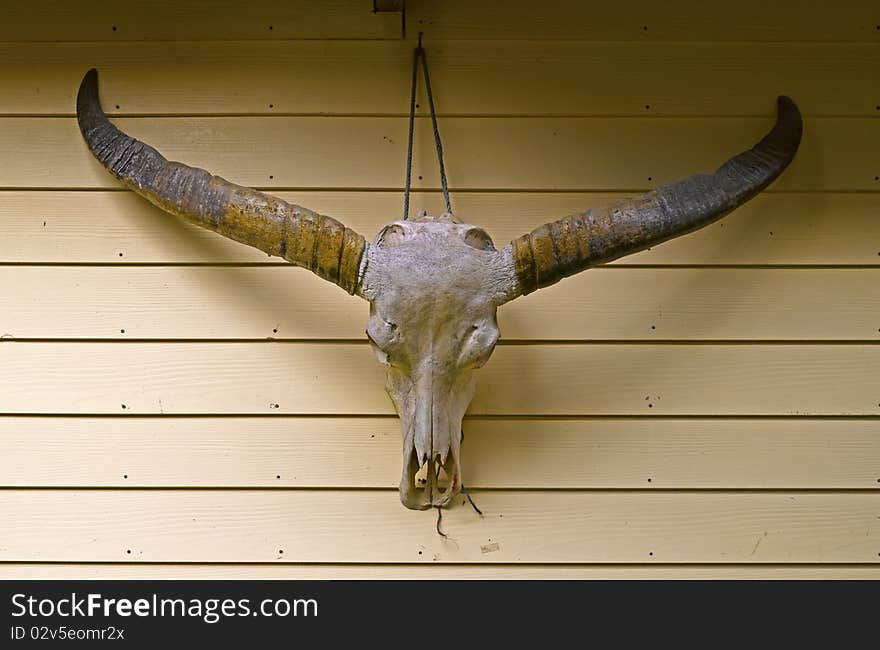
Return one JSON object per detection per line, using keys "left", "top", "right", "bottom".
{"left": 775, "top": 95, "right": 801, "bottom": 122}
{"left": 81, "top": 68, "right": 98, "bottom": 87}
{"left": 76, "top": 67, "right": 107, "bottom": 137}
{"left": 78, "top": 68, "right": 99, "bottom": 101}
{"left": 771, "top": 95, "right": 803, "bottom": 151}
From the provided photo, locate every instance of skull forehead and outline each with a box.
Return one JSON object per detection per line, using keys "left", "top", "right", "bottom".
{"left": 368, "top": 217, "right": 499, "bottom": 297}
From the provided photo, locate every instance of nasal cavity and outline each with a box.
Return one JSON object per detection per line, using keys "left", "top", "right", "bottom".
{"left": 414, "top": 454, "right": 450, "bottom": 490}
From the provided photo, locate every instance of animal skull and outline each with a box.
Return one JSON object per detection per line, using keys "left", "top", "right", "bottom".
{"left": 76, "top": 69, "right": 802, "bottom": 510}
{"left": 362, "top": 213, "right": 512, "bottom": 507}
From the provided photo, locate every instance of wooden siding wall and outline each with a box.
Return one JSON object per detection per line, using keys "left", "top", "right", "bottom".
{"left": 0, "top": 0, "right": 878, "bottom": 579}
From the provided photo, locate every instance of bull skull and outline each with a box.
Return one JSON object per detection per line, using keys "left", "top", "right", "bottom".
{"left": 77, "top": 69, "right": 802, "bottom": 510}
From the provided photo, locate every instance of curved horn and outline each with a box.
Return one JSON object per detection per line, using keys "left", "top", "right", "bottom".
{"left": 77, "top": 69, "right": 367, "bottom": 295}
{"left": 502, "top": 96, "right": 802, "bottom": 301}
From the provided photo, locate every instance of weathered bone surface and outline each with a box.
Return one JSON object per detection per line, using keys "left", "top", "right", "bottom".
{"left": 360, "top": 213, "right": 513, "bottom": 508}
{"left": 77, "top": 69, "right": 802, "bottom": 510}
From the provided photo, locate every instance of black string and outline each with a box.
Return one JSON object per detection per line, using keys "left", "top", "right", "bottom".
{"left": 459, "top": 428, "right": 483, "bottom": 515}
{"left": 402, "top": 42, "right": 419, "bottom": 221}
{"left": 403, "top": 33, "right": 452, "bottom": 220}
{"left": 419, "top": 45, "right": 452, "bottom": 215}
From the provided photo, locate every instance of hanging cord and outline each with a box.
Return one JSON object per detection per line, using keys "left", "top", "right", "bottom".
{"left": 403, "top": 33, "right": 452, "bottom": 220}
{"left": 433, "top": 426, "right": 484, "bottom": 537}
{"left": 458, "top": 427, "right": 483, "bottom": 515}
{"left": 402, "top": 40, "right": 419, "bottom": 221}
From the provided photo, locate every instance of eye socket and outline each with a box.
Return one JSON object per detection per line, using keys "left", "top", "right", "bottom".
{"left": 463, "top": 228, "right": 496, "bottom": 251}
{"left": 460, "top": 344, "right": 496, "bottom": 370}
{"left": 366, "top": 330, "right": 390, "bottom": 366}
{"left": 375, "top": 223, "right": 407, "bottom": 248}
{"left": 458, "top": 325, "right": 499, "bottom": 369}
{"left": 366, "top": 320, "right": 396, "bottom": 348}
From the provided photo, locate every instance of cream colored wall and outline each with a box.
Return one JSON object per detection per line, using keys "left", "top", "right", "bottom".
{"left": 0, "top": 0, "right": 878, "bottom": 579}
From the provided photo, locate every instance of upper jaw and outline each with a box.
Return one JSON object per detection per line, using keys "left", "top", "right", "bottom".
{"left": 399, "top": 430, "right": 462, "bottom": 510}
{"left": 390, "top": 369, "right": 473, "bottom": 510}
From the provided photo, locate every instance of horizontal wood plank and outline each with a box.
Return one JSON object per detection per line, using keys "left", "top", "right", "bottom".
{"left": 1, "top": 267, "right": 876, "bottom": 340}
{"left": 1, "top": 490, "right": 876, "bottom": 563}
{"left": 408, "top": 0, "right": 879, "bottom": 42}
{"left": 4, "top": 564, "right": 880, "bottom": 580}
{"left": 1, "top": 417, "right": 877, "bottom": 489}
{"left": 0, "top": 116, "right": 873, "bottom": 191}
{"left": 0, "top": 0, "right": 400, "bottom": 41}
{"left": 0, "top": 343, "right": 876, "bottom": 415}
{"left": 1, "top": 191, "right": 876, "bottom": 265}
{"left": 1, "top": 41, "right": 876, "bottom": 116}
{"left": 3, "top": 0, "right": 875, "bottom": 43}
